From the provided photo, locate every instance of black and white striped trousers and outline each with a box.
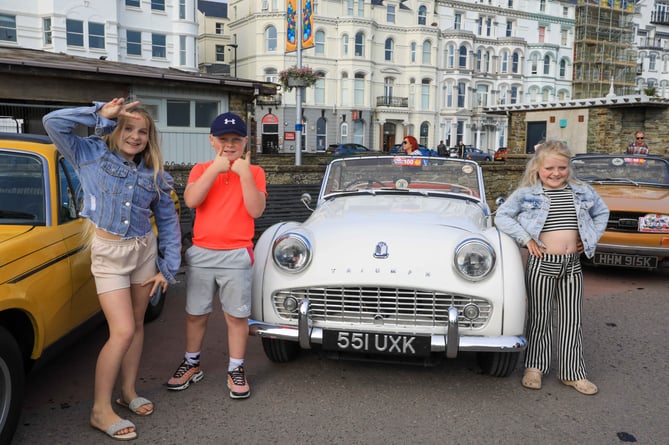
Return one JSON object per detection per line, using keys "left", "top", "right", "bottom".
{"left": 524, "top": 252, "right": 587, "bottom": 381}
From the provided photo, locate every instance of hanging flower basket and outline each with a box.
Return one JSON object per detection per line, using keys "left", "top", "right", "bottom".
{"left": 279, "top": 65, "right": 319, "bottom": 91}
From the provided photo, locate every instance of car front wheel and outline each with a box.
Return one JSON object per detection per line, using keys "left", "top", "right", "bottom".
{"left": 261, "top": 338, "right": 300, "bottom": 363}
{"left": 0, "top": 326, "right": 25, "bottom": 444}
{"left": 477, "top": 351, "right": 520, "bottom": 377}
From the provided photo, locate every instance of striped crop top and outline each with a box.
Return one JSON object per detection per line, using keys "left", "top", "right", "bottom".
{"left": 542, "top": 186, "right": 578, "bottom": 232}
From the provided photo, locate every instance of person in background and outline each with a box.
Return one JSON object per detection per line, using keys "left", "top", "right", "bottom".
{"left": 494, "top": 140, "right": 609, "bottom": 396}
{"left": 437, "top": 140, "right": 447, "bottom": 156}
{"left": 43, "top": 98, "right": 182, "bottom": 441}
{"left": 402, "top": 135, "right": 420, "bottom": 155}
{"left": 457, "top": 140, "right": 465, "bottom": 158}
{"left": 626, "top": 131, "right": 649, "bottom": 155}
{"left": 166, "top": 112, "right": 266, "bottom": 400}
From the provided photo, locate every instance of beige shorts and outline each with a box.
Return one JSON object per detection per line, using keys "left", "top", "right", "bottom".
{"left": 90, "top": 231, "right": 157, "bottom": 294}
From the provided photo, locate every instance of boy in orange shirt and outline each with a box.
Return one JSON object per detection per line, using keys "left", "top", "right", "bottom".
{"left": 166, "top": 112, "right": 266, "bottom": 398}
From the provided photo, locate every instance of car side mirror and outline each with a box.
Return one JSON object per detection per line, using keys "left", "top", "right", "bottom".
{"left": 494, "top": 196, "right": 506, "bottom": 208}
{"left": 301, "top": 192, "right": 314, "bottom": 211}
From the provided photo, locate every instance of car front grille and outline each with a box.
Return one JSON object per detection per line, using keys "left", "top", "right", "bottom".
{"left": 607, "top": 211, "right": 641, "bottom": 232}
{"left": 271, "top": 286, "right": 492, "bottom": 329}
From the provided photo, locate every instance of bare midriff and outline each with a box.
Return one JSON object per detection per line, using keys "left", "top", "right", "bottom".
{"left": 539, "top": 230, "right": 579, "bottom": 255}
{"left": 94, "top": 227, "right": 123, "bottom": 240}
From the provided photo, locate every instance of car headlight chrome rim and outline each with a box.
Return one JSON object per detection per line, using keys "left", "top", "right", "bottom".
{"left": 453, "top": 239, "right": 495, "bottom": 281}
{"left": 272, "top": 233, "right": 312, "bottom": 273}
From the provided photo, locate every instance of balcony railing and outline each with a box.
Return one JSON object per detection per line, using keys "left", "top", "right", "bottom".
{"left": 637, "top": 37, "right": 663, "bottom": 50}
{"left": 376, "top": 96, "right": 409, "bottom": 107}
{"left": 650, "top": 11, "right": 669, "bottom": 25}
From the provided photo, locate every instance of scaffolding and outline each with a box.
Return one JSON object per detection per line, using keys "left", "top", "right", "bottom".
{"left": 573, "top": 0, "right": 637, "bottom": 99}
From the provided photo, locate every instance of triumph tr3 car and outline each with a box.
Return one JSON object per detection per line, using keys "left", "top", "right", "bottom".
{"left": 250, "top": 155, "right": 527, "bottom": 376}
{"left": 571, "top": 153, "right": 669, "bottom": 269}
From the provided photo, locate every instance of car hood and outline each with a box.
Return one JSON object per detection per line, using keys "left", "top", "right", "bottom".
{"left": 591, "top": 185, "right": 669, "bottom": 212}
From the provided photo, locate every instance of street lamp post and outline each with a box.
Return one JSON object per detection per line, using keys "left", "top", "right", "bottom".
{"left": 227, "top": 44, "right": 238, "bottom": 78}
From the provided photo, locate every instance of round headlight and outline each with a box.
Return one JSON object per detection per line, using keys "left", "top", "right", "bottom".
{"left": 272, "top": 233, "right": 312, "bottom": 273}
{"left": 453, "top": 239, "right": 495, "bottom": 281}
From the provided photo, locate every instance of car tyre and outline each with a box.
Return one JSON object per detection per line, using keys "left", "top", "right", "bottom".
{"left": 477, "top": 351, "right": 520, "bottom": 377}
{"left": 0, "top": 326, "right": 25, "bottom": 444}
{"left": 144, "top": 287, "right": 166, "bottom": 323}
{"left": 261, "top": 338, "right": 300, "bottom": 363}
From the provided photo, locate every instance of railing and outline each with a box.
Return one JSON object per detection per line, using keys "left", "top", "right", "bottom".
{"left": 637, "top": 37, "right": 663, "bottom": 49}
{"left": 376, "top": 96, "right": 409, "bottom": 107}
{"left": 650, "top": 11, "right": 669, "bottom": 25}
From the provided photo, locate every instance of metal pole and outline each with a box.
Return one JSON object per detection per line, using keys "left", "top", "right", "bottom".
{"left": 295, "top": 0, "right": 303, "bottom": 166}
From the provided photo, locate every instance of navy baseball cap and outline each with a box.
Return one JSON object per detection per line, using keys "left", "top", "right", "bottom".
{"left": 210, "top": 112, "right": 247, "bottom": 137}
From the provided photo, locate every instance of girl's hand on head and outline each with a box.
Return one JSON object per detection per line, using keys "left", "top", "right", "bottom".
{"left": 98, "top": 98, "right": 141, "bottom": 120}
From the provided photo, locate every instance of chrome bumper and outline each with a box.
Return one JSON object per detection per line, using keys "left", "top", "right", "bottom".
{"left": 597, "top": 243, "right": 669, "bottom": 257}
{"left": 249, "top": 300, "right": 526, "bottom": 358}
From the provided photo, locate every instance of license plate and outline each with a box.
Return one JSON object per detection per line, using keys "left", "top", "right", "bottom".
{"left": 322, "top": 330, "right": 431, "bottom": 357}
{"left": 593, "top": 253, "right": 658, "bottom": 269}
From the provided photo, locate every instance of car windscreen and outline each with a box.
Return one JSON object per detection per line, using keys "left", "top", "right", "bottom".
{"left": 322, "top": 156, "right": 484, "bottom": 200}
{"left": 571, "top": 156, "right": 669, "bottom": 186}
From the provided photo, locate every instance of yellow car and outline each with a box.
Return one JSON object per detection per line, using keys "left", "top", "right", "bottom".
{"left": 0, "top": 133, "right": 179, "bottom": 442}
{"left": 571, "top": 153, "right": 669, "bottom": 269}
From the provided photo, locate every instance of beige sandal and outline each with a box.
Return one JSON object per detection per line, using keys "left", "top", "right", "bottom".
{"left": 522, "top": 368, "right": 542, "bottom": 390}
{"left": 561, "top": 379, "right": 598, "bottom": 395}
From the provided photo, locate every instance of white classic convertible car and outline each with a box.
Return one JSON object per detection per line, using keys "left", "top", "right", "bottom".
{"left": 250, "top": 155, "right": 526, "bottom": 376}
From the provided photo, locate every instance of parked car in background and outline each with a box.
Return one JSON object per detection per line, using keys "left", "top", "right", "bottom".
{"left": 250, "top": 155, "right": 527, "bottom": 377}
{"left": 463, "top": 147, "right": 492, "bottom": 162}
{"left": 494, "top": 147, "right": 508, "bottom": 161}
{"left": 326, "top": 143, "right": 371, "bottom": 156}
{"left": 0, "top": 133, "right": 179, "bottom": 443}
{"left": 571, "top": 154, "right": 669, "bottom": 269}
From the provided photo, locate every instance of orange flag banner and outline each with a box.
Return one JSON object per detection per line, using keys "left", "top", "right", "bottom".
{"left": 286, "top": 0, "right": 314, "bottom": 52}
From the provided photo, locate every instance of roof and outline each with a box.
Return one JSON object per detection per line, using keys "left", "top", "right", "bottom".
{"left": 0, "top": 46, "right": 276, "bottom": 95}
{"left": 197, "top": 0, "right": 228, "bottom": 18}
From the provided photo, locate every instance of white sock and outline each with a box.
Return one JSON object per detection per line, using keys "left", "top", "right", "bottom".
{"left": 228, "top": 357, "right": 244, "bottom": 372}
{"left": 185, "top": 351, "right": 200, "bottom": 366}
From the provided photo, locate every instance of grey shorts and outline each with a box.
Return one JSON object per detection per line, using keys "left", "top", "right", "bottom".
{"left": 185, "top": 245, "right": 253, "bottom": 317}
{"left": 90, "top": 232, "right": 157, "bottom": 294}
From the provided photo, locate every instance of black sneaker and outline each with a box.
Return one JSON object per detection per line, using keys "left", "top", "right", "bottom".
{"left": 166, "top": 359, "right": 204, "bottom": 391}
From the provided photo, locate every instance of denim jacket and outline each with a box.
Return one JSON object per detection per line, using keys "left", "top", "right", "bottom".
{"left": 494, "top": 181, "right": 609, "bottom": 258}
{"left": 42, "top": 103, "right": 181, "bottom": 283}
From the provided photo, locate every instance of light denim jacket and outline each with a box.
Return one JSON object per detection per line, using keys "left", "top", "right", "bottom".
{"left": 42, "top": 103, "right": 181, "bottom": 283}
{"left": 494, "top": 181, "right": 609, "bottom": 258}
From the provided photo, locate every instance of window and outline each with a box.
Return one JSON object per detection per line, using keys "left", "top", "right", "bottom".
{"left": 152, "top": 33, "right": 166, "bottom": 58}
{"left": 355, "top": 32, "right": 364, "bottom": 57}
{"left": 341, "top": 72, "right": 349, "bottom": 106}
{"left": 457, "top": 82, "right": 466, "bottom": 107}
{"left": 66, "top": 19, "right": 84, "bottom": 47}
{"left": 530, "top": 53, "right": 538, "bottom": 75}
{"left": 538, "top": 26, "right": 545, "bottom": 43}
{"left": 385, "top": 38, "right": 394, "bottom": 61}
{"left": 410, "top": 42, "right": 416, "bottom": 63}
{"left": 421, "top": 79, "right": 430, "bottom": 110}
{"left": 559, "top": 59, "right": 566, "bottom": 78}
{"left": 354, "top": 73, "right": 365, "bottom": 105}
{"left": 500, "top": 85, "right": 507, "bottom": 105}
{"left": 420, "top": 122, "right": 429, "bottom": 147}
{"left": 501, "top": 51, "right": 508, "bottom": 73}
{"left": 347, "top": 0, "right": 353, "bottom": 15}
{"left": 126, "top": 0, "right": 140, "bottom": 7}
{"left": 483, "top": 50, "right": 490, "bottom": 73}
{"left": 341, "top": 122, "right": 349, "bottom": 143}
{"left": 506, "top": 21, "right": 513, "bottom": 37}
{"left": 418, "top": 6, "right": 427, "bottom": 25}
{"left": 314, "top": 78, "right": 325, "bottom": 104}
{"left": 127, "top": 30, "right": 142, "bottom": 56}
{"left": 561, "top": 29, "right": 568, "bottom": 46}
{"left": 266, "top": 26, "right": 277, "bottom": 52}
{"left": 650, "top": 53, "right": 657, "bottom": 71}
{"left": 510, "top": 86, "right": 518, "bottom": 104}
{"left": 446, "top": 82, "right": 453, "bottom": 107}
{"left": 342, "top": 34, "right": 349, "bottom": 56}
{"left": 512, "top": 52, "right": 519, "bottom": 74}
{"left": 43, "top": 17, "right": 52, "bottom": 45}
{"left": 387, "top": 5, "right": 395, "bottom": 23}
{"left": 447, "top": 44, "right": 454, "bottom": 68}
{"left": 357, "top": 0, "right": 364, "bottom": 17}
{"left": 167, "top": 100, "right": 190, "bottom": 126}
{"left": 458, "top": 45, "right": 467, "bottom": 68}
{"left": 353, "top": 120, "right": 364, "bottom": 145}
{"left": 383, "top": 77, "right": 394, "bottom": 100}
{"left": 422, "top": 40, "right": 431, "bottom": 64}
{"left": 454, "top": 13, "right": 461, "bottom": 30}
{"left": 216, "top": 23, "right": 224, "bottom": 34}
{"left": 543, "top": 55, "right": 550, "bottom": 75}
{"left": 179, "top": 0, "right": 186, "bottom": 20}
{"left": 265, "top": 68, "right": 278, "bottom": 84}
{"left": 179, "top": 35, "right": 187, "bottom": 65}
{"left": 195, "top": 101, "right": 218, "bottom": 128}
{"left": 315, "top": 30, "right": 325, "bottom": 55}
{"left": 563, "top": 6, "right": 569, "bottom": 17}
{"left": 476, "top": 49, "right": 482, "bottom": 72}
{"left": 476, "top": 84, "right": 488, "bottom": 107}
{"left": 89, "top": 22, "right": 105, "bottom": 49}
{"left": 316, "top": 117, "right": 326, "bottom": 151}
{"left": 151, "top": 0, "right": 165, "bottom": 12}
{"left": 215, "top": 45, "right": 225, "bottom": 62}
{"left": 540, "top": 0, "right": 546, "bottom": 12}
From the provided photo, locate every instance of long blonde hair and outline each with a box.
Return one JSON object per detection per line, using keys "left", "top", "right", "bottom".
{"left": 520, "top": 140, "right": 575, "bottom": 187}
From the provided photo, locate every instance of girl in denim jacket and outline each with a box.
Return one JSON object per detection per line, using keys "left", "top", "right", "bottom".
{"left": 43, "top": 98, "right": 181, "bottom": 440}
{"left": 495, "top": 141, "right": 608, "bottom": 396}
